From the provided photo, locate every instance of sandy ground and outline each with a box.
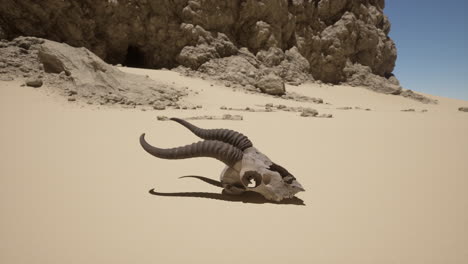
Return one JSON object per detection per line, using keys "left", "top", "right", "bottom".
{"left": 1, "top": 68, "right": 468, "bottom": 264}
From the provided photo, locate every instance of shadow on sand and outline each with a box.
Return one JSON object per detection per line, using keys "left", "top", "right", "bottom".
{"left": 148, "top": 175, "right": 305, "bottom": 206}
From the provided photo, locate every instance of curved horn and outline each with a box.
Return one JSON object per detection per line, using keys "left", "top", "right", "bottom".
{"left": 170, "top": 118, "right": 253, "bottom": 151}
{"left": 140, "top": 134, "right": 243, "bottom": 167}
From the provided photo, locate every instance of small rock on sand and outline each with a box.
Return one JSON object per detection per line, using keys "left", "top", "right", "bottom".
{"left": 401, "top": 109, "right": 415, "bottom": 112}
{"left": 458, "top": 107, "right": 468, "bottom": 112}
{"left": 277, "top": 104, "right": 287, "bottom": 109}
{"left": 153, "top": 103, "right": 166, "bottom": 110}
{"left": 0, "top": 75, "right": 14, "bottom": 81}
{"left": 222, "top": 114, "right": 243, "bottom": 120}
{"left": 300, "top": 107, "right": 318, "bottom": 117}
{"left": 26, "top": 78, "right": 43, "bottom": 87}
{"left": 67, "top": 90, "right": 77, "bottom": 96}
{"left": 317, "top": 114, "right": 333, "bottom": 118}
{"left": 157, "top": 116, "right": 169, "bottom": 121}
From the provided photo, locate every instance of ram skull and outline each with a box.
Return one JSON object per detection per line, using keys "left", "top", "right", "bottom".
{"left": 140, "top": 118, "right": 304, "bottom": 202}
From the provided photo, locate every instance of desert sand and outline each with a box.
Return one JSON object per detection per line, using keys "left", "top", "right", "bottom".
{"left": 1, "top": 68, "right": 468, "bottom": 264}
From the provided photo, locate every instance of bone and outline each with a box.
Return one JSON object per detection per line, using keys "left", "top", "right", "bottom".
{"left": 141, "top": 118, "right": 305, "bottom": 202}
{"left": 139, "top": 134, "right": 243, "bottom": 167}
{"left": 170, "top": 117, "right": 252, "bottom": 150}
{"left": 179, "top": 175, "right": 223, "bottom": 188}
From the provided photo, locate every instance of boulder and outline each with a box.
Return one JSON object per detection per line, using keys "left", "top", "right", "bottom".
{"left": 255, "top": 73, "right": 286, "bottom": 95}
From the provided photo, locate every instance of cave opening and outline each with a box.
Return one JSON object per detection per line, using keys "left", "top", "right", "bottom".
{"left": 124, "top": 46, "right": 145, "bottom": 67}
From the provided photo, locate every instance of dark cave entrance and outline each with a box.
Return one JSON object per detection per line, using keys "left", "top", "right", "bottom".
{"left": 124, "top": 46, "right": 145, "bottom": 67}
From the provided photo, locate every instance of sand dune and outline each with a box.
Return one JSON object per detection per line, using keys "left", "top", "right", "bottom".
{"left": 1, "top": 69, "right": 467, "bottom": 264}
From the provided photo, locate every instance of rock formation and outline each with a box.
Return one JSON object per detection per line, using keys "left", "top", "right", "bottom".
{"left": 0, "top": 37, "right": 186, "bottom": 106}
{"left": 0, "top": 0, "right": 434, "bottom": 102}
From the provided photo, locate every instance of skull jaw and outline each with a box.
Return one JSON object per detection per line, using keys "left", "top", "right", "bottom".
{"left": 221, "top": 184, "right": 290, "bottom": 202}
{"left": 248, "top": 184, "right": 302, "bottom": 202}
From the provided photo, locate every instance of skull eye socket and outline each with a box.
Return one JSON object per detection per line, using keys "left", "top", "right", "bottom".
{"left": 241, "top": 171, "right": 262, "bottom": 188}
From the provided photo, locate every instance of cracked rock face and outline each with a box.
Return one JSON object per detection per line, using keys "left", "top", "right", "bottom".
{"left": 1, "top": 0, "right": 397, "bottom": 89}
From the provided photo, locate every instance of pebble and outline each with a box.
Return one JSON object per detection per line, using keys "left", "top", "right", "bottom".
{"left": 300, "top": 108, "right": 319, "bottom": 117}
{"left": 68, "top": 90, "right": 77, "bottom": 96}
{"left": 317, "top": 114, "right": 333, "bottom": 118}
{"left": 222, "top": 114, "right": 243, "bottom": 120}
{"left": 157, "top": 116, "right": 169, "bottom": 121}
{"left": 153, "top": 103, "right": 166, "bottom": 110}
{"left": 25, "top": 78, "right": 43, "bottom": 87}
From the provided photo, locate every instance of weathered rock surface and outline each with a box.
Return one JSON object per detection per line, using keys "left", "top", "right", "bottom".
{"left": 0, "top": 37, "right": 186, "bottom": 106}
{"left": 193, "top": 46, "right": 311, "bottom": 94}
{"left": 0, "top": 0, "right": 399, "bottom": 91}
{"left": 399, "top": 89, "right": 438, "bottom": 104}
{"left": 344, "top": 62, "right": 401, "bottom": 94}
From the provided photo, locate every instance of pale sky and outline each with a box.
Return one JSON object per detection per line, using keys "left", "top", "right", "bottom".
{"left": 385, "top": 0, "right": 468, "bottom": 100}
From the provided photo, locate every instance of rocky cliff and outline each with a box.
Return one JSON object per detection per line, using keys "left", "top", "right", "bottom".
{"left": 1, "top": 0, "right": 402, "bottom": 94}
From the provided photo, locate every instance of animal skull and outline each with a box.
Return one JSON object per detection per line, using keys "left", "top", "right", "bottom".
{"left": 140, "top": 118, "right": 304, "bottom": 202}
